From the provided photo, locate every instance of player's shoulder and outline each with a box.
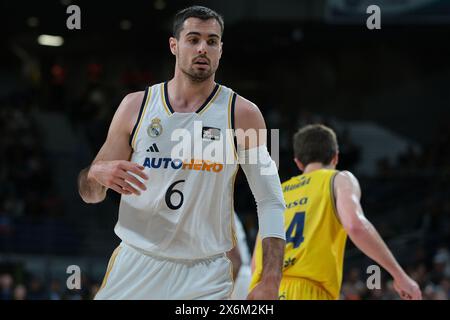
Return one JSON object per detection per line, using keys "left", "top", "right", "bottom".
{"left": 122, "top": 90, "right": 146, "bottom": 106}
{"left": 233, "top": 93, "right": 265, "bottom": 132}
{"left": 334, "top": 170, "right": 361, "bottom": 191}
{"left": 111, "top": 90, "right": 149, "bottom": 132}
{"left": 335, "top": 170, "right": 358, "bottom": 182}
{"left": 234, "top": 94, "right": 260, "bottom": 118}
{"left": 116, "top": 90, "right": 147, "bottom": 115}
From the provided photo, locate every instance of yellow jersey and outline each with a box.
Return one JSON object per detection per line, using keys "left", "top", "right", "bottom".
{"left": 249, "top": 169, "right": 347, "bottom": 299}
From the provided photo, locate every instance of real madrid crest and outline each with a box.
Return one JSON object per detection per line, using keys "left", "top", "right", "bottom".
{"left": 147, "top": 118, "right": 163, "bottom": 137}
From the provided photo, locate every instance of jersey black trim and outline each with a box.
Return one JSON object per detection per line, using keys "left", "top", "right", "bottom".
{"left": 129, "top": 87, "right": 149, "bottom": 148}
{"left": 196, "top": 83, "right": 220, "bottom": 114}
{"left": 163, "top": 81, "right": 220, "bottom": 114}
{"left": 231, "top": 92, "right": 238, "bottom": 156}
{"left": 163, "top": 82, "right": 175, "bottom": 114}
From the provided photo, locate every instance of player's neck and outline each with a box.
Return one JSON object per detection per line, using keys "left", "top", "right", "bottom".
{"left": 303, "top": 163, "right": 333, "bottom": 174}
{"left": 168, "top": 71, "right": 216, "bottom": 112}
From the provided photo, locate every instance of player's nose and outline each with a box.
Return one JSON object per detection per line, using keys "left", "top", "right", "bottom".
{"left": 197, "top": 40, "right": 208, "bottom": 55}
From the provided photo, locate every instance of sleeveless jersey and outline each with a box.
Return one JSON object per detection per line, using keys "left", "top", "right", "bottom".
{"left": 249, "top": 169, "right": 347, "bottom": 299}
{"left": 114, "top": 82, "right": 239, "bottom": 259}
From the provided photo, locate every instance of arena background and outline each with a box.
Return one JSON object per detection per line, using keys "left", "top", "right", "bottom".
{"left": 0, "top": 0, "right": 449, "bottom": 300}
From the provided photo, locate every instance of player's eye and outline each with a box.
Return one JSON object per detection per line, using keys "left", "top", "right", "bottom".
{"left": 188, "top": 38, "right": 199, "bottom": 44}
{"left": 208, "top": 39, "right": 218, "bottom": 46}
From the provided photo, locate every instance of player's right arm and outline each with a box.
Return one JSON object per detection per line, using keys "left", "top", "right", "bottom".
{"left": 78, "top": 92, "right": 148, "bottom": 204}
{"left": 334, "top": 171, "right": 422, "bottom": 300}
{"left": 234, "top": 96, "right": 285, "bottom": 300}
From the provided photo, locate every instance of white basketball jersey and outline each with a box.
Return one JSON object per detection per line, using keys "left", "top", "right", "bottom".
{"left": 114, "top": 82, "right": 239, "bottom": 259}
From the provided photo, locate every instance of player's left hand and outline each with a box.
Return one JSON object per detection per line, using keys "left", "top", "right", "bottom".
{"left": 393, "top": 273, "right": 422, "bottom": 300}
{"left": 246, "top": 280, "right": 279, "bottom": 300}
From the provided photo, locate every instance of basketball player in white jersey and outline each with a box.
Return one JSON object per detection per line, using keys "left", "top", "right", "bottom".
{"left": 78, "top": 6, "right": 286, "bottom": 300}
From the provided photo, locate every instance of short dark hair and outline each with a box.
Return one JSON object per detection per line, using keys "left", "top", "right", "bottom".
{"left": 293, "top": 124, "right": 339, "bottom": 166}
{"left": 173, "top": 6, "right": 224, "bottom": 39}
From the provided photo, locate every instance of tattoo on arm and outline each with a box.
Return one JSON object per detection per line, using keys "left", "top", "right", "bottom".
{"left": 261, "top": 237, "right": 285, "bottom": 283}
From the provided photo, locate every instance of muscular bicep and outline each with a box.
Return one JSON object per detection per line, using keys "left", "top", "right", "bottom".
{"left": 334, "top": 171, "right": 365, "bottom": 230}
{"left": 93, "top": 130, "right": 132, "bottom": 164}
{"left": 92, "top": 92, "right": 144, "bottom": 164}
{"left": 234, "top": 96, "right": 267, "bottom": 150}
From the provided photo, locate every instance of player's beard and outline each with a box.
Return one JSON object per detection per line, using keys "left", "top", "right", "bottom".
{"left": 179, "top": 58, "right": 217, "bottom": 83}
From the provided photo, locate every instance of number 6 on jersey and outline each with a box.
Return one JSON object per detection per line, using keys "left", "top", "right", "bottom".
{"left": 165, "top": 180, "right": 185, "bottom": 210}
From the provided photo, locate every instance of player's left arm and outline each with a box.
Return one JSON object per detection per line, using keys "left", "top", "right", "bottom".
{"left": 234, "top": 96, "right": 286, "bottom": 300}
{"left": 335, "top": 171, "right": 422, "bottom": 300}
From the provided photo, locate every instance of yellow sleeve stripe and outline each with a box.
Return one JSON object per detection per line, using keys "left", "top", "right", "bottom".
{"left": 131, "top": 86, "right": 153, "bottom": 150}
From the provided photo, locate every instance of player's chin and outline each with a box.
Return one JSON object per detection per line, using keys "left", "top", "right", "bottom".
{"left": 189, "top": 70, "right": 213, "bottom": 81}
{"left": 192, "top": 65, "right": 210, "bottom": 74}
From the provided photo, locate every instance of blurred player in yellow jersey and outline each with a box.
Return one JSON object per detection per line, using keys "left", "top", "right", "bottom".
{"left": 249, "top": 124, "right": 422, "bottom": 300}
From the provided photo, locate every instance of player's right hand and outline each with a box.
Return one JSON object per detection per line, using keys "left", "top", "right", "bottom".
{"left": 246, "top": 280, "right": 279, "bottom": 300}
{"left": 88, "top": 160, "right": 148, "bottom": 196}
{"left": 393, "top": 273, "right": 422, "bottom": 300}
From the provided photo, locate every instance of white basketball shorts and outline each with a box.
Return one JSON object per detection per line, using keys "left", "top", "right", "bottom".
{"left": 94, "top": 242, "right": 234, "bottom": 300}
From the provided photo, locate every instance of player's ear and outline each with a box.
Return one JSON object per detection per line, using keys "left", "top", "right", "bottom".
{"left": 294, "top": 158, "right": 304, "bottom": 172}
{"left": 169, "top": 37, "right": 177, "bottom": 56}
